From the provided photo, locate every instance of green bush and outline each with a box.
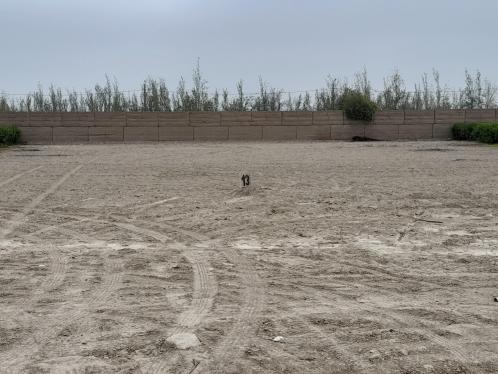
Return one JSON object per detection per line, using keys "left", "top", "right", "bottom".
{"left": 452, "top": 123, "right": 475, "bottom": 140}
{"left": 472, "top": 123, "right": 498, "bottom": 144}
{"left": 339, "top": 90, "right": 377, "bottom": 122}
{"left": 0, "top": 125, "right": 22, "bottom": 145}
{"left": 452, "top": 122, "right": 498, "bottom": 144}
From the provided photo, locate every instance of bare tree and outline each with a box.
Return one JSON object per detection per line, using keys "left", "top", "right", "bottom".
{"left": 253, "top": 77, "right": 283, "bottom": 111}
{"left": 353, "top": 67, "right": 372, "bottom": 99}
{"left": 376, "top": 70, "right": 410, "bottom": 110}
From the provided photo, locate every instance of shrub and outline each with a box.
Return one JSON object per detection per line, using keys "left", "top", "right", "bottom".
{"left": 472, "top": 123, "right": 498, "bottom": 144}
{"left": 452, "top": 122, "right": 498, "bottom": 144}
{"left": 339, "top": 90, "right": 377, "bottom": 121}
{"left": 0, "top": 125, "right": 22, "bottom": 145}
{"left": 452, "top": 123, "right": 475, "bottom": 140}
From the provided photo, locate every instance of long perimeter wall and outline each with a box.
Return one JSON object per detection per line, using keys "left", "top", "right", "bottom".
{"left": 1, "top": 109, "right": 497, "bottom": 144}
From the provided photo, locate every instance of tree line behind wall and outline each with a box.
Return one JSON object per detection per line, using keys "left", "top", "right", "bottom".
{"left": 1, "top": 64, "right": 497, "bottom": 113}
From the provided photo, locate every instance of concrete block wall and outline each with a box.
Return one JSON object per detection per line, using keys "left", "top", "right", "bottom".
{"left": 0, "top": 110, "right": 496, "bottom": 144}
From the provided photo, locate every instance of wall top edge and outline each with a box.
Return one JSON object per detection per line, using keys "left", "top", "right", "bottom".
{"left": 1, "top": 109, "right": 496, "bottom": 115}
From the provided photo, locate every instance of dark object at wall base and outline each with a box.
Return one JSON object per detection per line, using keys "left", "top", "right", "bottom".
{"left": 352, "top": 136, "right": 379, "bottom": 142}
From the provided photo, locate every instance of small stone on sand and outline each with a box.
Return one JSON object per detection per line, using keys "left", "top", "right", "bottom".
{"left": 166, "top": 333, "right": 200, "bottom": 350}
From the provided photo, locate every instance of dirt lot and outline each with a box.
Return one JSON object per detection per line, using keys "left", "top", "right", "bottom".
{"left": 0, "top": 141, "right": 497, "bottom": 374}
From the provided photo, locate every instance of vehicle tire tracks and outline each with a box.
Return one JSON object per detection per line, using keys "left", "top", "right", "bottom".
{"left": 299, "top": 284, "right": 477, "bottom": 373}
{"left": 0, "top": 234, "right": 122, "bottom": 373}
{"left": 32, "top": 214, "right": 218, "bottom": 374}
{"left": 0, "top": 165, "right": 43, "bottom": 188}
{"left": 134, "top": 220, "right": 266, "bottom": 374}
{"left": 0, "top": 164, "right": 84, "bottom": 239}
{"left": 194, "top": 245, "right": 264, "bottom": 374}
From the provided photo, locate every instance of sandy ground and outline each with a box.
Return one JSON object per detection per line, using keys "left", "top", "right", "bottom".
{"left": 0, "top": 141, "right": 497, "bottom": 374}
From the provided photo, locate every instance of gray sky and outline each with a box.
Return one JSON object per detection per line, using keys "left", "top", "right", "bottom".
{"left": 2, "top": 0, "right": 497, "bottom": 96}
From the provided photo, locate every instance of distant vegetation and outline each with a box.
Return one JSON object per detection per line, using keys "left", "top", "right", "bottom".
{"left": 452, "top": 123, "right": 498, "bottom": 144}
{"left": 0, "top": 126, "right": 21, "bottom": 145}
{"left": 338, "top": 89, "right": 377, "bottom": 121}
{"left": 1, "top": 62, "right": 497, "bottom": 113}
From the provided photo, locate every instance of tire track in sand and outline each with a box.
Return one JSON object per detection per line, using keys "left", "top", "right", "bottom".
{"left": 194, "top": 244, "right": 264, "bottom": 373}
{"left": 19, "top": 216, "right": 94, "bottom": 242}
{"left": 105, "top": 218, "right": 216, "bottom": 374}
{"left": 0, "top": 165, "right": 43, "bottom": 188}
{"left": 177, "top": 250, "right": 217, "bottom": 329}
{"left": 296, "top": 316, "right": 374, "bottom": 373}
{"left": 299, "top": 284, "right": 477, "bottom": 372}
{"left": 133, "top": 220, "right": 265, "bottom": 374}
{"left": 5, "top": 212, "right": 199, "bottom": 326}
{"left": 0, "top": 221, "right": 101, "bottom": 333}
{"left": 0, "top": 165, "right": 89, "bottom": 373}
{"left": 3, "top": 208, "right": 252, "bottom": 373}
{"left": 38, "top": 243, "right": 69, "bottom": 294}
{"left": 0, "top": 241, "right": 69, "bottom": 349}
{"left": 112, "top": 220, "right": 217, "bottom": 336}
{"left": 0, "top": 164, "right": 84, "bottom": 239}
{"left": 26, "top": 213, "right": 218, "bottom": 374}
{"left": 0, "top": 226, "right": 122, "bottom": 373}
{"left": 0, "top": 256, "right": 122, "bottom": 373}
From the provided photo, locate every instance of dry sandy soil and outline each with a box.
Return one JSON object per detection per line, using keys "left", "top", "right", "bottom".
{"left": 0, "top": 141, "right": 497, "bottom": 374}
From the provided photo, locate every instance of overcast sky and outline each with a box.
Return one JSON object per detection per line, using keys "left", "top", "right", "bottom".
{"left": 2, "top": 0, "right": 497, "bottom": 96}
